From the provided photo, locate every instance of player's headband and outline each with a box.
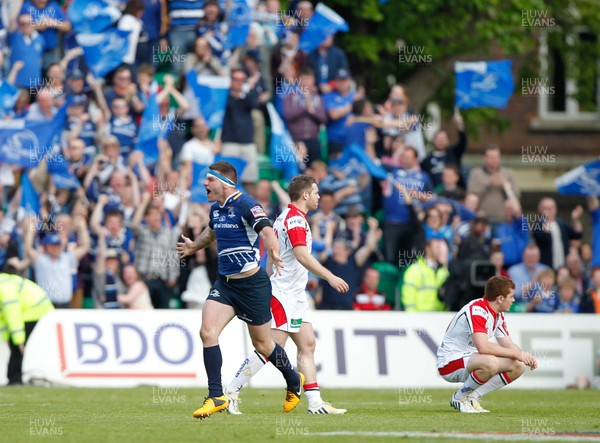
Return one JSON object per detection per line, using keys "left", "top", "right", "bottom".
{"left": 207, "top": 170, "right": 236, "bottom": 188}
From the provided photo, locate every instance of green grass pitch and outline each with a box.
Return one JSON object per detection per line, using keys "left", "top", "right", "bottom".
{"left": 1, "top": 387, "right": 599, "bottom": 442}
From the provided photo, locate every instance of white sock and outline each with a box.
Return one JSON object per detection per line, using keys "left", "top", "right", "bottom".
{"left": 303, "top": 382, "right": 323, "bottom": 407}
{"left": 471, "top": 372, "right": 511, "bottom": 399}
{"left": 455, "top": 372, "right": 485, "bottom": 399}
{"left": 225, "top": 350, "right": 267, "bottom": 397}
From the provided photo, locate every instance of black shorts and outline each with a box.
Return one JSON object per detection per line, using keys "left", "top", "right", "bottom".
{"left": 207, "top": 268, "right": 272, "bottom": 325}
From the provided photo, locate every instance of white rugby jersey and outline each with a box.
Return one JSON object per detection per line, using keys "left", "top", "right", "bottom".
{"left": 437, "top": 297, "right": 510, "bottom": 367}
{"left": 271, "top": 204, "right": 312, "bottom": 295}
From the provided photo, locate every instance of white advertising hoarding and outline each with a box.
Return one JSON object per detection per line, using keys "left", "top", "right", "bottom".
{"left": 8, "top": 310, "right": 599, "bottom": 389}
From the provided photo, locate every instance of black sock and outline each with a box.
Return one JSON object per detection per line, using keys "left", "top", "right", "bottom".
{"left": 267, "top": 343, "right": 300, "bottom": 391}
{"left": 203, "top": 345, "right": 223, "bottom": 397}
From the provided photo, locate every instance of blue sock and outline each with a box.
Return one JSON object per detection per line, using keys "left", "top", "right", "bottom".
{"left": 203, "top": 345, "right": 223, "bottom": 397}
{"left": 267, "top": 343, "right": 300, "bottom": 391}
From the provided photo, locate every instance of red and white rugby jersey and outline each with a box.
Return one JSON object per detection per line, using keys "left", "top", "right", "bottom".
{"left": 271, "top": 204, "right": 312, "bottom": 295}
{"left": 436, "top": 298, "right": 510, "bottom": 367}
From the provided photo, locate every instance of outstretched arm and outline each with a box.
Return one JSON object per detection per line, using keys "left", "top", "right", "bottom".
{"left": 176, "top": 227, "right": 216, "bottom": 258}
{"left": 293, "top": 245, "right": 349, "bottom": 292}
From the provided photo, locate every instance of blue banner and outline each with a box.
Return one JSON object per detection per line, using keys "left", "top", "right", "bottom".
{"left": 224, "top": 0, "right": 251, "bottom": 50}
{"left": 134, "top": 86, "right": 169, "bottom": 167}
{"left": 68, "top": 0, "right": 122, "bottom": 34}
{"left": 299, "top": 3, "right": 349, "bottom": 53}
{"left": 20, "top": 172, "right": 40, "bottom": 215}
{"left": 76, "top": 29, "right": 131, "bottom": 78}
{"left": 555, "top": 159, "right": 600, "bottom": 196}
{"left": 0, "top": 80, "right": 19, "bottom": 118}
{"left": 336, "top": 144, "right": 388, "bottom": 180}
{"left": 185, "top": 71, "right": 230, "bottom": 129}
{"left": 191, "top": 162, "right": 210, "bottom": 204}
{"left": 0, "top": 105, "right": 67, "bottom": 168}
{"left": 46, "top": 148, "right": 81, "bottom": 189}
{"left": 455, "top": 60, "right": 514, "bottom": 109}
{"left": 266, "top": 103, "right": 299, "bottom": 182}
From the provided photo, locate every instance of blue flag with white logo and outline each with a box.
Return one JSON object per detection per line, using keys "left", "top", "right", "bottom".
{"left": 266, "top": 103, "right": 299, "bottom": 182}
{"left": 134, "top": 85, "right": 168, "bottom": 167}
{"left": 76, "top": 29, "right": 131, "bottom": 78}
{"left": 0, "top": 105, "right": 67, "bottom": 168}
{"left": 185, "top": 71, "right": 231, "bottom": 129}
{"left": 338, "top": 144, "right": 388, "bottom": 180}
{"left": 0, "top": 80, "right": 19, "bottom": 118}
{"left": 299, "top": 3, "right": 349, "bottom": 53}
{"left": 68, "top": 0, "right": 122, "bottom": 34}
{"left": 455, "top": 60, "right": 514, "bottom": 109}
{"left": 555, "top": 159, "right": 600, "bottom": 196}
{"left": 20, "top": 172, "right": 40, "bottom": 215}
{"left": 224, "top": 0, "right": 251, "bottom": 50}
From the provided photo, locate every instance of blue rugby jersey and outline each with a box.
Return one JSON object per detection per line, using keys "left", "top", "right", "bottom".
{"left": 209, "top": 192, "right": 271, "bottom": 276}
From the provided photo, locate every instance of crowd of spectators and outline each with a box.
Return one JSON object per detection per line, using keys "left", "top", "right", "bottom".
{"left": 0, "top": 0, "right": 598, "bottom": 315}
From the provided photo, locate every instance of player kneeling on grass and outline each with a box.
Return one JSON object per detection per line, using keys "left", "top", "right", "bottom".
{"left": 224, "top": 175, "right": 355, "bottom": 415}
{"left": 436, "top": 275, "right": 538, "bottom": 413}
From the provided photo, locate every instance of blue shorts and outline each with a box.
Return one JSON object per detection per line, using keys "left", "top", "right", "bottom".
{"left": 207, "top": 268, "right": 272, "bottom": 325}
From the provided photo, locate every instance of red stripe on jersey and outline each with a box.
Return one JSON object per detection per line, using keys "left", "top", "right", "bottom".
{"left": 270, "top": 296, "right": 288, "bottom": 328}
{"left": 438, "top": 357, "right": 465, "bottom": 376}
{"left": 284, "top": 204, "right": 308, "bottom": 248}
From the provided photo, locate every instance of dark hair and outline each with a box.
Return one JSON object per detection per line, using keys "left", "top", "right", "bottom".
{"left": 444, "top": 163, "right": 460, "bottom": 175}
{"left": 123, "top": 0, "right": 145, "bottom": 15}
{"left": 484, "top": 143, "right": 500, "bottom": 154}
{"left": 484, "top": 276, "right": 515, "bottom": 301}
{"left": 404, "top": 146, "right": 419, "bottom": 159}
{"left": 209, "top": 160, "right": 238, "bottom": 184}
{"left": 2, "top": 262, "right": 18, "bottom": 275}
{"left": 105, "top": 209, "right": 124, "bottom": 222}
{"left": 320, "top": 190, "right": 334, "bottom": 198}
{"left": 288, "top": 175, "right": 316, "bottom": 202}
{"left": 352, "top": 98, "right": 368, "bottom": 116}
{"left": 300, "top": 67, "right": 315, "bottom": 77}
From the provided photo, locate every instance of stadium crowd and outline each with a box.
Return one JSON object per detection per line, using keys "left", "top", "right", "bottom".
{"left": 0, "top": 0, "right": 599, "bottom": 317}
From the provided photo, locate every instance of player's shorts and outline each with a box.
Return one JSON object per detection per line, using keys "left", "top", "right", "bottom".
{"left": 270, "top": 289, "right": 311, "bottom": 333}
{"left": 207, "top": 268, "right": 272, "bottom": 325}
{"left": 437, "top": 354, "right": 472, "bottom": 383}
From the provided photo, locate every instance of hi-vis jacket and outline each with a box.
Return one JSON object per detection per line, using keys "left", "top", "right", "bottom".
{"left": 0, "top": 274, "right": 54, "bottom": 346}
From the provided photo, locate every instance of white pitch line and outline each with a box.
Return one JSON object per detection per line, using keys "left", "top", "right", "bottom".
{"left": 309, "top": 431, "right": 600, "bottom": 442}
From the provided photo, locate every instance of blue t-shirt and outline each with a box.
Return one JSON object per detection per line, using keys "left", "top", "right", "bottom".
{"left": 21, "top": 1, "right": 66, "bottom": 50}
{"left": 110, "top": 116, "right": 138, "bottom": 160}
{"left": 208, "top": 192, "right": 272, "bottom": 276}
{"left": 322, "top": 91, "right": 355, "bottom": 143}
{"left": 497, "top": 216, "right": 530, "bottom": 267}
{"left": 8, "top": 31, "right": 45, "bottom": 88}
{"left": 383, "top": 168, "right": 433, "bottom": 224}
{"left": 592, "top": 207, "right": 600, "bottom": 268}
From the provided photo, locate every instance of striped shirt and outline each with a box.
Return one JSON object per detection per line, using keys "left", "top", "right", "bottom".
{"left": 168, "top": 0, "right": 205, "bottom": 29}
{"left": 134, "top": 224, "right": 181, "bottom": 282}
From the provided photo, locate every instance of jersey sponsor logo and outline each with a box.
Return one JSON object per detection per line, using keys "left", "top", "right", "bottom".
{"left": 218, "top": 216, "right": 226, "bottom": 221}
{"left": 214, "top": 222, "right": 239, "bottom": 229}
{"left": 228, "top": 207, "right": 235, "bottom": 218}
{"left": 209, "top": 288, "right": 220, "bottom": 298}
{"left": 290, "top": 318, "right": 302, "bottom": 328}
{"left": 286, "top": 216, "right": 305, "bottom": 229}
{"left": 471, "top": 306, "right": 488, "bottom": 318}
{"left": 213, "top": 210, "right": 219, "bottom": 218}
{"left": 250, "top": 205, "right": 267, "bottom": 218}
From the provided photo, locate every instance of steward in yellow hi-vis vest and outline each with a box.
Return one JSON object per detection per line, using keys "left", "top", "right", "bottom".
{"left": 0, "top": 273, "right": 54, "bottom": 385}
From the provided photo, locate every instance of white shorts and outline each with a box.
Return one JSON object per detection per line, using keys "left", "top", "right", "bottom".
{"left": 270, "top": 289, "right": 311, "bottom": 333}
{"left": 437, "top": 354, "right": 472, "bottom": 383}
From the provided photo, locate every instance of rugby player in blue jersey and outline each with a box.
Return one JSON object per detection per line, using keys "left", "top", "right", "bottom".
{"left": 177, "top": 160, "right": 304, "bottom": 418}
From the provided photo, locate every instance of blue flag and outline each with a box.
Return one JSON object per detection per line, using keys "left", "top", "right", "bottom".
{"left": 0, "top": 105, "right": 67, "bottom": 168}
{"left": 46, "top": 147, "right": 81, "bottom": 189}
{"left": 134, "top": 85, "right": 169, "bottom": 167}
{"left": 455, "top": 60, "right": 514, "bottom": 109}
{"left": 185, "top": 71, "right": 231, "bottom": 129}
{"left": 76, "top": 29, "right": 131, "bottom": 78}
{"left": 299, "top": 3, "right": 349, "bottom": 53}
{"left": 266, "top": 103, "right": 300, "bottom": 182}
{"left": 191, "top": 162, "right": 210, "bottom": 204}
{"left": 555, "top": 159, "right": 600, "bottom": 196}
{"left": 68, "top": 0, "right": 122, "bottom": 34}
{"left": 224, "top": 0, "right": 251, "bottom": 50}
{"left": 20, "top": 172, "right": 40, "bottom": 215}
{"left": 337, "top": 144, "right": 388, "bottom": 180}
{"left": 0, "top": 80, "right": 19, "bottom": 118}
